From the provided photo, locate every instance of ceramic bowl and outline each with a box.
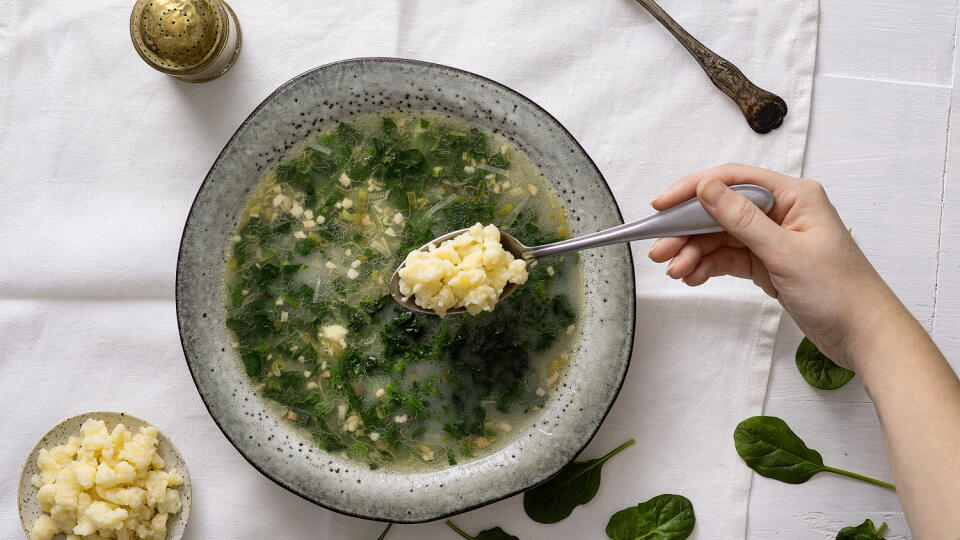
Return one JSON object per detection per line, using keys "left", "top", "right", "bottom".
{"left": 176, "top": 57, "right": 635, "bottom": 522}
{"left": 18, "top": 411, "right": 191, "bottom": 539}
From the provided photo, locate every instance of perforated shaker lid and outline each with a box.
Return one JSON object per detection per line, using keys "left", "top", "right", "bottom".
{"left": 130, "top": 0, "right": 227, "bottom": 74}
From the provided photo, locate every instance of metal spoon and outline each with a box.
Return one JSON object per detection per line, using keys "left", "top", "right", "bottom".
{"left": 634, "top": 0, "right": 788, "bottom": 134}
{"left": 390, "top": 184, "right": 774, "bottom": 315}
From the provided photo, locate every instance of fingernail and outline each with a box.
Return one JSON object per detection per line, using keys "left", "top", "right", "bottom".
{"left": 698, "top": 178, "right": 729, "bottom": 207}
{"left": 648, "top": 238, "right": 662, "bottom": 257}
{"left": 665, "top": 260, "right": 676, "bottom": 277}
{"left": 651, "top": 187, "right": 671, "bottom": 206}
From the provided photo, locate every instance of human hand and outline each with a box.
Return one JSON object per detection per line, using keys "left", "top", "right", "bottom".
{"left": 647, "top": 163, "right": 904, "bottom": 370}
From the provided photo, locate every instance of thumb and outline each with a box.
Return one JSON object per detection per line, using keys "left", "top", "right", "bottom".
{"left": 697, "top": 178, "right": 783, "bottom": 255}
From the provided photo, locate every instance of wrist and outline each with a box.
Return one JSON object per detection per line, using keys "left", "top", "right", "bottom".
{"left": 842, "top": 289, "right": 933, "bottom": 393}
{"left": 835, "top": 277, "right": 909, "bottom": 373}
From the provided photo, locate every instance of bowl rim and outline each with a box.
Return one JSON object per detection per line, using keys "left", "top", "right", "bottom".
{"left": 175, "top": 56, "right": 636, "bottom": 523}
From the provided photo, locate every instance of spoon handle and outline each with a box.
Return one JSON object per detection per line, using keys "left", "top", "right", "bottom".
{"left": 525, "top": 185, "right": 774, "bottom": 260}
{"left": 634, "top": 0, "right": 788, "bottom": 134}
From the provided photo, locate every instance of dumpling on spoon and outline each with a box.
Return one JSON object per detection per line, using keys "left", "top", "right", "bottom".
{"left": 398, "top": 223, "right": 528, "bottom": 316}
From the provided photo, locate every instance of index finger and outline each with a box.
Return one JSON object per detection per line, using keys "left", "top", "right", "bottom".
{"left": 651, "top": 163, "right": 799, "bottom": 220}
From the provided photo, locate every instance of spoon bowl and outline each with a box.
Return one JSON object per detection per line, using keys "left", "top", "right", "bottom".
{"left": 390, "top": 184, "right": 775, "bottom": 314}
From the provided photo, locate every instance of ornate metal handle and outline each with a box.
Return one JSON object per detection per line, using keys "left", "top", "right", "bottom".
{"left": 634, "top": 0, "right": 788, "bottom": 134}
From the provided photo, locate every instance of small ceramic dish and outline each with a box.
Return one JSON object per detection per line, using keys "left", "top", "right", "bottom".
{"left": 18, "top": 412, "right": 191, "bottom": 540}
{"left": 176, "top": 57, "right": 635, "bottom": 522}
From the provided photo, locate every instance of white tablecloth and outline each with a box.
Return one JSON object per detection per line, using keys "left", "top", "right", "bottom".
{"left": 0, "top": 1, "right": 817, "bottom": 538}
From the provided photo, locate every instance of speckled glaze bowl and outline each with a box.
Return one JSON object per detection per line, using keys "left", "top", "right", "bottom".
{"left": 19, "top": 412, "right": 191, "bottom": 539}
{"left": 176, "top": 58, "right": 635, "bottom": 523}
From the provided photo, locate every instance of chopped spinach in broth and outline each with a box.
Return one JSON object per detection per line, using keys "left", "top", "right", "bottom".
{"left": 225, "top": 113, "right": 583, "bottom": 470}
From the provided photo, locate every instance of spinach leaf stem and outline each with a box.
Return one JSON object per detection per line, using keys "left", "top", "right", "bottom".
{"left": 598, "top": 438, "right": 636, "bottom": 465}
{"left": 823, "top": 466, "right": 896, "bottom": 491}
{"left": 444, "top": 520, "right": 473, "bottom": 540}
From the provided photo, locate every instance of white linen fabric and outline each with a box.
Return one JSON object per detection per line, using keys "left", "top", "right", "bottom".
{"left": 0, "top": 1, "right": 817, "bottom": 538}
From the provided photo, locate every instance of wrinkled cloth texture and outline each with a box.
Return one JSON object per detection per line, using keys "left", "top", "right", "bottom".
{"left": 0, "top": 1, "right": 817, "bottom": 538}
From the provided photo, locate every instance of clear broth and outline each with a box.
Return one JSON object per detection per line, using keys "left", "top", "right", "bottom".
{"left": 224, "top": 112, "right": 583, "bottom": 470}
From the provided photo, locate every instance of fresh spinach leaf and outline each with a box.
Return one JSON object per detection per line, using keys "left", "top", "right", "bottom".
{"left": 796, "top": 337, "right": 854, "bottom": 390}
{"left": 734, "top": 416, "right": 895, "bottom": 490}
{"left": 605, "top": 494, "right": 695, "bottom": 540}
{"left": 376, "top": 522, "right": 393, "bottom": 540}
{"left": 523, "top": 439, "right": 636, "bottom": 523}
{"left": 444, "top": 520, "right": 519, "bottom": 540}
{"left": 836, "top": 519, "right": 887, "bottom": 540}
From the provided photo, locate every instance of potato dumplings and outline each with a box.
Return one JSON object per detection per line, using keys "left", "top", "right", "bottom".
{"left": 29, "top": 418, "right": 184, "bottom": 540}
{"left": 398, "top": 223, "right": 528, "bottom": 316}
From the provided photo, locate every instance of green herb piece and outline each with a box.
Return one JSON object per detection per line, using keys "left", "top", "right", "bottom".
{"left": 294, "top": 237, "right": 318, "bottom": 256}
{"left": 836, "top": 519, "right": 887, "bottom": 540}
{"left": 465, "top": 128, "right": 488, "bottom": 158}
{"left": 523, "top": 439, "right": 636, "bottom": 523}
{"left": 383, "top": 149, "right": 427, "bottom": 182}
{"left": 441, "top": 201, "right": 496, "bottom": 231}
{"left": 444, "top": 520, "right": 519, "bottom": 540}
{"left": 280, "top": 263, "right": 303, "bottom": 283}
{"left": 225, "top": 301, "right": 274, "bottom": 342}
{"left": 381, "top": 117, "right": 397, "bottom": 136}
{"left": 487, "top": 153, "right": 510, "bottom": 170}
{"left": 605, "top": 494, "right": 695, "bottom": 540}
{"left": 376, "top": 522, "right": 393, "bottom": 540}
{"left": 336, "top": 122, "right": 362, "bottom": 146}
{"left": 734, "top": 416, "right": 895, "bottom": 490}
{"left": 240, "top": 351, "right": 263, "bottom": 378}
{"left": 796, "top": 337, "right": 854, "bottom": 390}
{"left": 280, "top": 292, "right": 300, "bottom": 308}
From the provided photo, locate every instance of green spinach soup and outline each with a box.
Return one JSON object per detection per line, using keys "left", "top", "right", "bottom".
{"left": 225, "top": 113, "right": 583, "bottom": 470}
